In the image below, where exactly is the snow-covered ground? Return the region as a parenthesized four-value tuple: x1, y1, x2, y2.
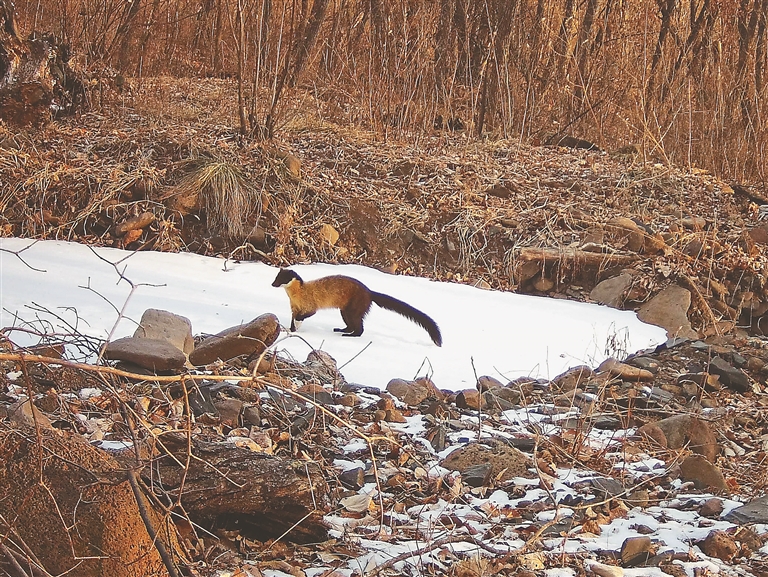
(2, 238, 765, 577)
(0, 238, 665, 390)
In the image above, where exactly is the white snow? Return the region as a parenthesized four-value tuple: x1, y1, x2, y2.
(0, 238, 665, 391)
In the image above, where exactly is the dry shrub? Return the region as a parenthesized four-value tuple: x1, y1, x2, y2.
(168, 156, 262, 240)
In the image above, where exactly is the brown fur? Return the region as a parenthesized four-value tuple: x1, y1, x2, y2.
(272, 269, 442, 346)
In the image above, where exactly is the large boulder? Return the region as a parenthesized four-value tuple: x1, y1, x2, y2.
(189, 313, 280, 366)
(104, 337, 187, 372)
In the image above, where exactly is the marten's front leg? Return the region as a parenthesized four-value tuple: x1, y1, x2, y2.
(291, 310, 315, 331)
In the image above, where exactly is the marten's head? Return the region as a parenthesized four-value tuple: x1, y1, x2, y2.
(272, 268, 303, 287)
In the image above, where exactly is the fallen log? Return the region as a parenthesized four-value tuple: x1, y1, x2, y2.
(148, 436, 330, 543)
(517, 246, 640, 269)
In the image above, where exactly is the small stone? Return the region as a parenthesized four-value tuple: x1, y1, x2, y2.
(551, 365, 593, 392)
(748, 224, 768, 245)
(304, 350, 342, 382)
(651, 414, 717, 461)
(441, 440, 534, 481)
(115, 212, 155, 237)
(242, 406, 261, 427)
(597, 358, 654, 381)
(624, 356, 659, 372)
(477, 375, 504, 391)
(339, 467, 365, 489)
(337, 393, 361, 407)
(620, 535, 653, 566)
(700, 498, 724, 518)
(297, 384, 335, 406)
(533, 275, 555, 292)
(681, 216, 707, 231)
(280, 152, 301, 178)
(461, 463, 493, 488)
(605, 216, 644, 252)
(708, 356, 751, 392)
(587, 561, 623, 577)
(635, 425, 665, 449)
(489, 386, 521, 405)
(384, 408, 407, 423)
(590, 274, 633, 308)
(386, 378, 429, 406)
(319, 223, 339, 246)
(456, 389, 482, 410)
(104, 337, 187, 372)
(660, 564, 687, 577)
(481, 389, 517, 411)
(626, 489, 650, 509)
(214, 398, 243, 428)
(701, 530, 738, 561)
(680, 455, 728, 492)
(483, 184, 514, 198)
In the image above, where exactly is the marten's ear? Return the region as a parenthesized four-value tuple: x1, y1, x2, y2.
(272, 268, 301, 287)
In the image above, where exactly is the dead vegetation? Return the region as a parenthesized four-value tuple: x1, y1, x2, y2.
(1, 77, 767, 341)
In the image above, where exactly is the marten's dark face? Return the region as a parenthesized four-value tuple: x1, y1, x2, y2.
(272, 268, 301, 287)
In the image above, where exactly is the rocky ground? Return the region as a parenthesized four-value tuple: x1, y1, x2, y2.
(1, 77, 768, 576)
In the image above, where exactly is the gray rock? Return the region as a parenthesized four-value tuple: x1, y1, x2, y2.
(339, 467, 365, 489)
(591, 274, 633, 308)
(214, 398, 244, 428)
(637, 285, 698, 339)
(708, 356, 751, 392)
(724, 495, 768, 525)
(700, 498, 724, 518)
(134, 308, 194, 355)
(481, 389, 517, 411)
(624, 356, 660, 373)
(189, 314, 280, 366)
(305, 350, 343, 383)
(591, 477, 624, 497)
(620, 535, 653, 567)
(461, 463, 493, 488)
(242, 406, 261, 427)
(488, 386, 521, 405)
(104, 337, 187, 372)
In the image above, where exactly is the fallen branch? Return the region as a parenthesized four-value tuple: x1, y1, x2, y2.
(517, 246, 640, 268)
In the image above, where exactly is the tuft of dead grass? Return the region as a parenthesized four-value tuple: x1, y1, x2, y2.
(166, 156, 262, 240)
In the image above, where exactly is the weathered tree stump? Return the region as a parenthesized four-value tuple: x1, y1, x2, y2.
(148, 436, 330, 543)
(0, 426, 184, 577)
(0, 0, 85, 125)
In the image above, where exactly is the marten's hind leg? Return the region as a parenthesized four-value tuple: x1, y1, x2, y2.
(334, 307, 360, 335)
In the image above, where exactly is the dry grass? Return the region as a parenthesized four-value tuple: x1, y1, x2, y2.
(166, 156, 262, 240)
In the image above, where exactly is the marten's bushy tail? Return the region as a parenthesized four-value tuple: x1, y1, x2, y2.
(370, 292, 442, 346)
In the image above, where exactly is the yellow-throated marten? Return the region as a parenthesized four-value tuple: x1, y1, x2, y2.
(271, 268, 442, 346)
